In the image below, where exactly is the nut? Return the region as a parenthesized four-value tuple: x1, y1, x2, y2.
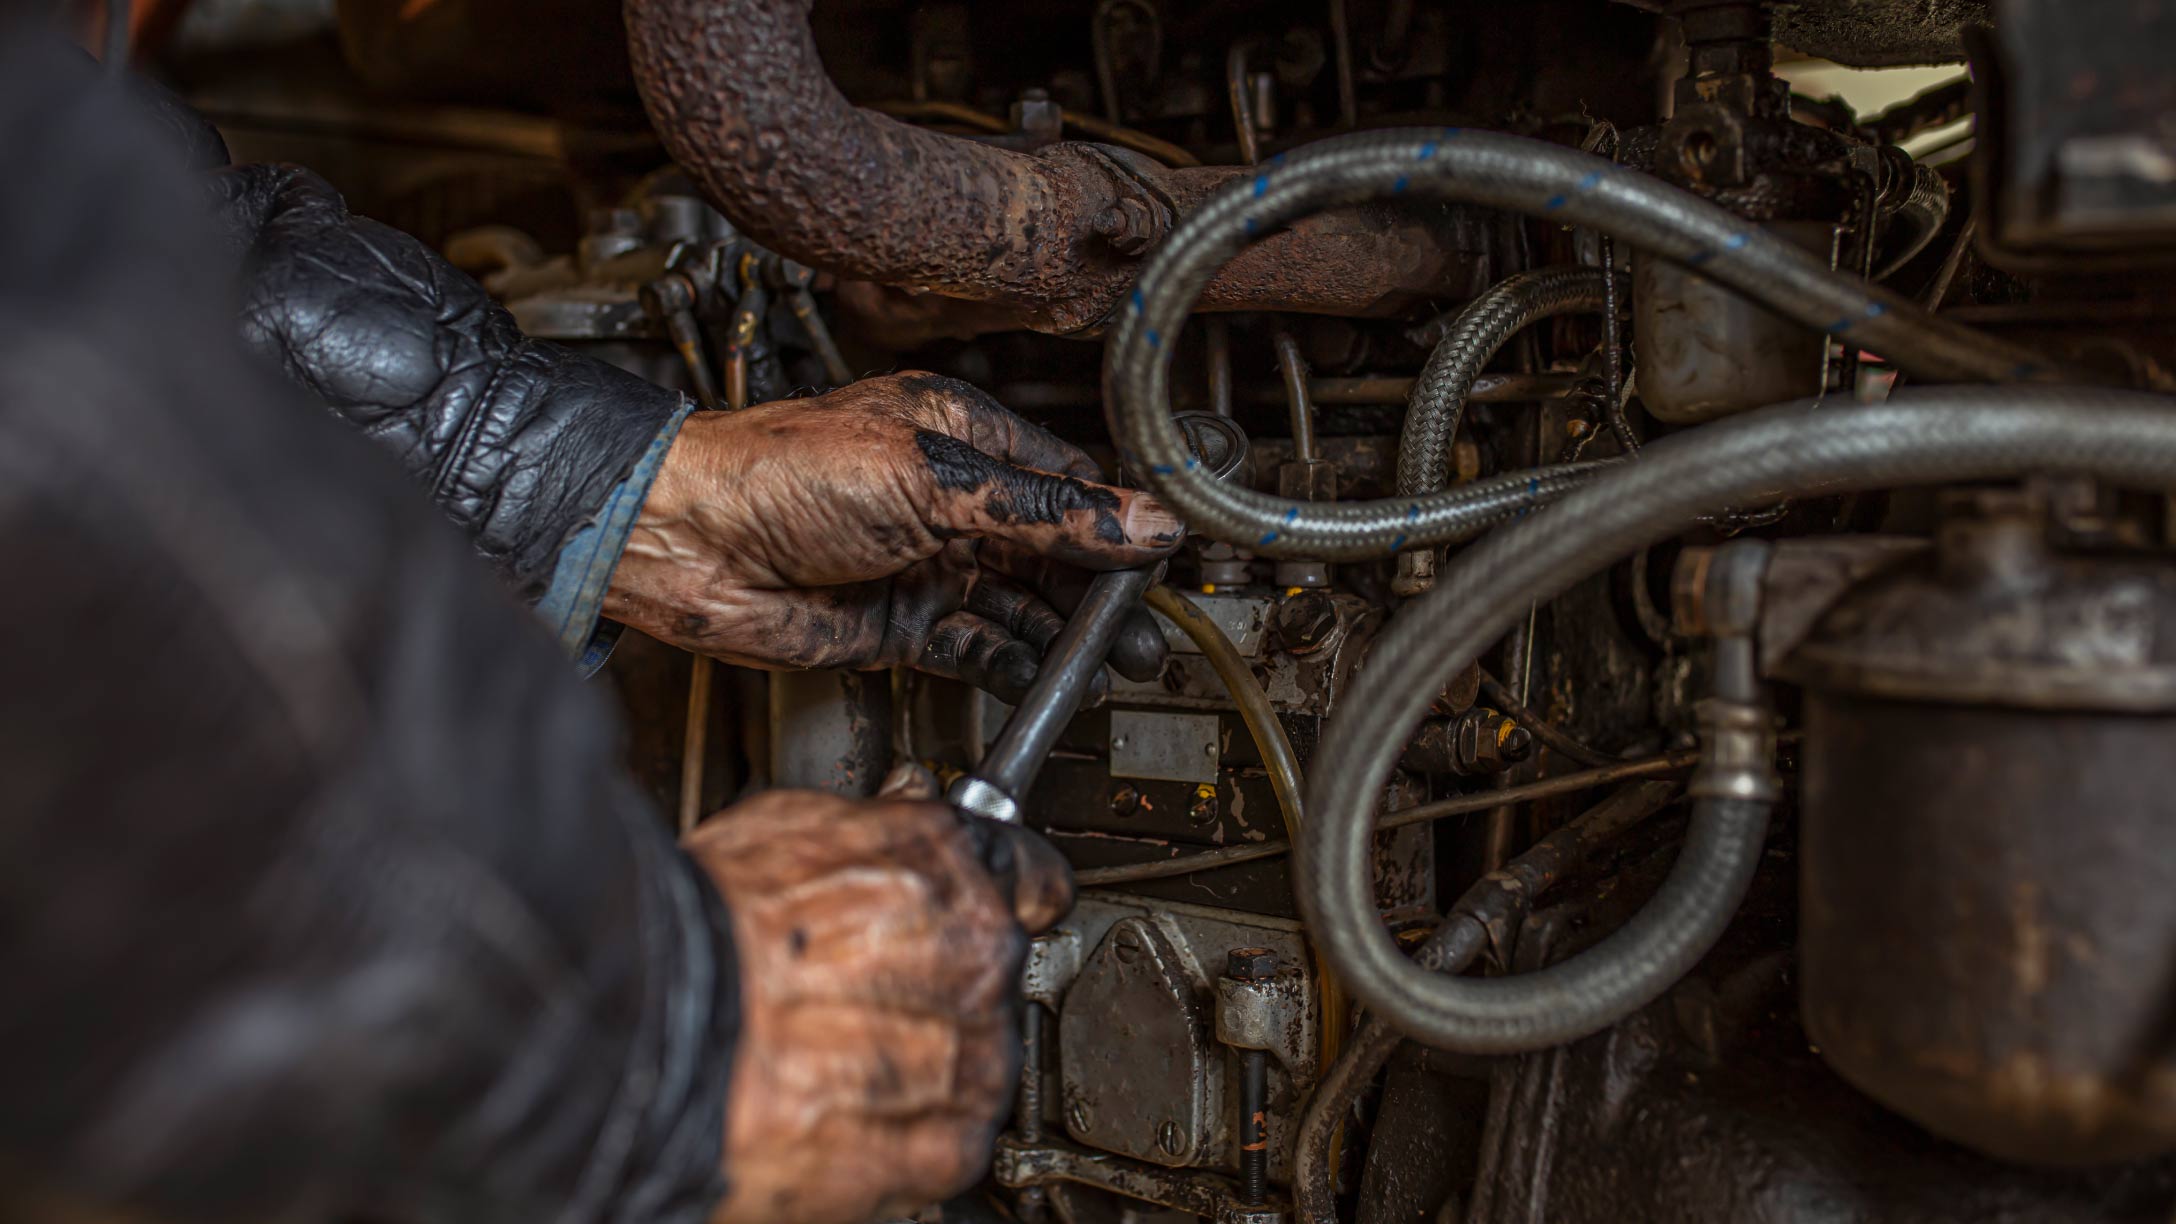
(1453, 708, 1533, 774)
(1092, 196, 1162, 256)
(1225, 947, 1282, 981)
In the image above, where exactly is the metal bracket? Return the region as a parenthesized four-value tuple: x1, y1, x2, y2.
(995, 1137, 1290, 1224)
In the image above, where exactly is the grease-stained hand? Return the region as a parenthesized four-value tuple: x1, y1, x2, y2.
(604, 373, 1182, 700)
(686, 766, 1068, 1224)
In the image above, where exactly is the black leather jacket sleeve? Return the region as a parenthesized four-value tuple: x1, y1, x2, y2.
(206, 162, 689, 622)
(0, 35, 735, 1224)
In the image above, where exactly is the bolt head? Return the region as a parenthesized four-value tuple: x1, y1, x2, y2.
(1226, 947, 1281, 981)
(1502, 725, 1535, 762)
(1095, 197, 1159, 256)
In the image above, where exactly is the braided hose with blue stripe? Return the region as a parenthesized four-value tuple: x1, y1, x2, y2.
(1102, 127, 2053, 560)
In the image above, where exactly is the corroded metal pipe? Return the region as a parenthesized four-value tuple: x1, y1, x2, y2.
(624, 0, 1493, 333)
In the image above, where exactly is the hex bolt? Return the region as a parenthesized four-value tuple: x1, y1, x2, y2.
(1452, 708, 1534, 774)
(1226, 947, 1281, 981)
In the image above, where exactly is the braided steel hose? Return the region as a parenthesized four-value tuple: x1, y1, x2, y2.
(1299, 387, 2176, 1054)
(1103, 127, 2052, 560)
(1395, 267, 1614, 500)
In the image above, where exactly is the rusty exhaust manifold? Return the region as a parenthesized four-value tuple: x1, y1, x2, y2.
(624, 0, 1492, 334)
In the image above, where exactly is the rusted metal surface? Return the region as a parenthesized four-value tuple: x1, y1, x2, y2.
(623, 0, 1495, 334)
(1455, 839, 2176, 1221)
(1789, 494, 2176, 1164)
(1674, 535, 1928, 676)
(995, 1136, 1288, 1224)
(1785, 498, 2176, 712)
(1800, 691, 2176, 1166)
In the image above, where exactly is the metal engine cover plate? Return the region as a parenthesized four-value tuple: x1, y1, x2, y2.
(1058, 916, 1218, 1168)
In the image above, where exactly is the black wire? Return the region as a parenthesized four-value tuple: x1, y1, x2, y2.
(1598, 236, 1640, 455)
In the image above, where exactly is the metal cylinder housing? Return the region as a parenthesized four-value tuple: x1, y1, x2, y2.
(1789, 495, 2176, 1165)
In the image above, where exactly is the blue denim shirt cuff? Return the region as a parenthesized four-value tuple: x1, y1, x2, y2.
(537, 395, 696, 676)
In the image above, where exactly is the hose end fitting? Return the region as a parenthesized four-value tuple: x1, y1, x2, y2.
(1689, 697, 1781, 803)
(1691, 537, 1779, 803)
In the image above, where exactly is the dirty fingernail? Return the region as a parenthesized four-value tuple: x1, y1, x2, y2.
(1123, 493, 1186, 545)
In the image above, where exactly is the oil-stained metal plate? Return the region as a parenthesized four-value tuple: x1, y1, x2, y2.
(1150, 594, 1272, 657)
(1110, 710, 1221, 783)
(1058, 916, 1218, 1168)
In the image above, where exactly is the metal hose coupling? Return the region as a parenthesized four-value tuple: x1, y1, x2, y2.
(1687, 537, 1779, 803)
(1689, 699, 1780, 804)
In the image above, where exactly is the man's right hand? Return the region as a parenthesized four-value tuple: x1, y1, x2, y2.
(683, 771, 1064, 1224)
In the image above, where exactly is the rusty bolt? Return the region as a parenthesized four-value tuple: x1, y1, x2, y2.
(1157, 1120, 1186, 1156)
(1110, 782, 1142, 817)
(1069, 1100, 1094, 1133)
(1453, 708, 1533, 775)
(1225, 947, 1282, 981)
(1092, 197, 1160, 256)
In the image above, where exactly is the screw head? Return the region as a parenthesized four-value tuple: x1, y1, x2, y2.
(1158, 1120, 1185, 1155)
(1225, 947, 1281, 981)
(1110, 783, 1142, 817)
(1113, 926, 1145, 964)
(1069, 1100, 1093, 1133)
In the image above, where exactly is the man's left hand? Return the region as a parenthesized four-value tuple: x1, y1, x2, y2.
(603, 372, 1183, 700)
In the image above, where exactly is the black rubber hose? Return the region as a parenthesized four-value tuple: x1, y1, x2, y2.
(1299, 387, 2176, 1054)
(1290, 780, 1683, 1224)
(1396, 266, 1614, 502)
(1103, 127, 2055, 560)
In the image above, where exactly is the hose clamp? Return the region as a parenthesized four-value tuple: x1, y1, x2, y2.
(1689, 697, 1781, 803)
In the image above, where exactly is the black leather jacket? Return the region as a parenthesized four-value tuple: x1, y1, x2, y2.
(1, 34, 735, 1224)
(209, 161, 690, 659)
